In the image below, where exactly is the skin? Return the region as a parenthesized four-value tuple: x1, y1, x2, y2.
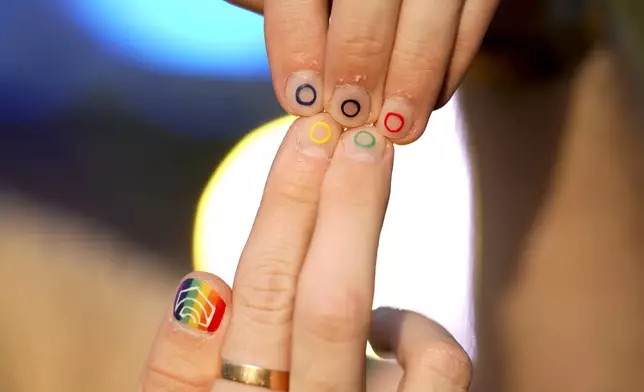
(139, 114, 473, 392)
(2, 2, 641, 392)
(229, 0, 499, 144)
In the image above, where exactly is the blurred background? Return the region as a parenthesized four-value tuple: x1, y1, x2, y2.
(0, 0, 282, 267)
(0, 1, 472, 391)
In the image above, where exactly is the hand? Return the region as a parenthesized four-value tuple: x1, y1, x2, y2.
(138, 115, 471, 391)
(225, 0, 498, 145)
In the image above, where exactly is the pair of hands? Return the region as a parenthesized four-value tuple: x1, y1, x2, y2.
(139, 115, 471, 392)
(139, 0, 500, 390)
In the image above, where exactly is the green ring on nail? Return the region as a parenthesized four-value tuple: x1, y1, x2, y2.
(354, 130, 376, 148)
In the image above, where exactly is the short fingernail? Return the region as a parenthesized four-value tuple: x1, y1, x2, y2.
(342, 128, 386, 162)
(377, 98, 414, 139)
(329, 85, 371, 126)
(285, 71, 324, 116)
(173, 278, 227, 333)
(296, 115, 340, 158)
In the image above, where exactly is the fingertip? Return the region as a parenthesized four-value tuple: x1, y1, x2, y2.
(376, 97, 414, 140)
(293, 113, 343, 158)
(339, 126, 394, 164)
(284, 71, 325, 117)
(140, 272, 232, 390)
(368, 308, 473, 389)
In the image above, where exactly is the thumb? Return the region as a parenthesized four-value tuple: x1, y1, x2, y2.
(138, 271, 232, 391)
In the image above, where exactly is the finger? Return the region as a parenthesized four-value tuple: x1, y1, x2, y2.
(324, 0, 403, 127)
(436, 0, 500, 107)
(369, 307, 473, 392)
(224, 0, 264, 14)
(138, 272, 232, 392)
(291, 127, 394, 392)
(376, 0, 464, 144)
(215, 114, 343, 389)
(265, 0, 329, 116)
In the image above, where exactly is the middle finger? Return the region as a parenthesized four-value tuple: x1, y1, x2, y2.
(291, 127, 394, 392)
(325, 0, 403, 127)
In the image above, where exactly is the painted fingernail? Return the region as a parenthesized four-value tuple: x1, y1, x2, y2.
(285, 71, 324, 116)
(342, 128, 386, 162)
(329, 85, 371, 127)
(377, 98, 414, 139)
(173, 278, 226, 333)
(296, 115, 340, 158)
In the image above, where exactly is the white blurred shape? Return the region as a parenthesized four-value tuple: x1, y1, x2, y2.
(194, 100, 474, 355)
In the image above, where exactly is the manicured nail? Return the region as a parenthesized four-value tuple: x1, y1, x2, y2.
(285, 71, 324, 116)
(329, 85, 371, 127)
(173, 278, 226, 333)
(295, 115, 340, 158)
(377, 98, 414, 139)
(342, 128, 386, 162)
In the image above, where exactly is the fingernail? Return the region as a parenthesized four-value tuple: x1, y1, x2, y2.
(285, 71, 324, 116)
(295, 115, 340, 158)
(329, 85, 371, 127)
(173, 278, 226, 333)
(377, 98, 414, 139)
(342, 128, 386, 162)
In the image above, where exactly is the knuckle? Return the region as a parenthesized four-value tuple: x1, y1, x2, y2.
(337, 32, 387, 63)
(299, 289, 370, 343)
(269, 166, 320, 209)
(412, 341, 472, 388)
(235, 256, 297, 326)
(392, 45, 443, 76)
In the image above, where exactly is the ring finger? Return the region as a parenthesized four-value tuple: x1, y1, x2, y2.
(214, 114, 342, 390)
(324, 0, 402, 127)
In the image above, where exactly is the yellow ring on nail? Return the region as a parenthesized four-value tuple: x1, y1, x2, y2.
(309, 121, 332, 145)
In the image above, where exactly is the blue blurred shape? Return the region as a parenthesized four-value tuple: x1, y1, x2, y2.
(67, 0, 269, 78)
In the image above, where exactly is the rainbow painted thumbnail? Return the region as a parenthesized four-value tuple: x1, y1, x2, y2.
(173, 278, 226, 333)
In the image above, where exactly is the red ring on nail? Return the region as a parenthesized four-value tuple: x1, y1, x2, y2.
(384, 112, 405, 133)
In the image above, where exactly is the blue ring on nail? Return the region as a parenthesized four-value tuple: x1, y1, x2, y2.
(341, 99, 361, 118)
(295, 84, 317, 106)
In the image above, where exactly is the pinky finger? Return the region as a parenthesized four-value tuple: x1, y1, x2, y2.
(368, 307, 472, 392)
(138, 272, 232, 392)
(436, 0, 500, 107)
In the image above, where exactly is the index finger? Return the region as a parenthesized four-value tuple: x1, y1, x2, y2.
(228, 0, 330, 117)
(264, 0, 329, 117)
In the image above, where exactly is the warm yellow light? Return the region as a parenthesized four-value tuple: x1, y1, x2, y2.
(193, 100, 474, 357)
(193, 115, 296, 273)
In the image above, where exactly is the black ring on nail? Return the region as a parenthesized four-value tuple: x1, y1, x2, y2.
(341, 99, 361, 118)
(295, 84, 317, 106)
